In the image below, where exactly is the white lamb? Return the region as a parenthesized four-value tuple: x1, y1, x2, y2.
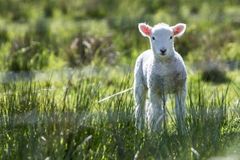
(134, 22, 187, 131)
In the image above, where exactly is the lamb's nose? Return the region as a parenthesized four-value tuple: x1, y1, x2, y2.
(160, 49, 167, 54)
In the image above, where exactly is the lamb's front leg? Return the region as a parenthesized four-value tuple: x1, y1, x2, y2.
(134, 83, 146, 130)
(147, 91, 165, 132)
(175, 83, 187, 131)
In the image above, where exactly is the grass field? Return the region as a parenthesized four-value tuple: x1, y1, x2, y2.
(0, 69, 239, 159)
(0, 0, 240, 159)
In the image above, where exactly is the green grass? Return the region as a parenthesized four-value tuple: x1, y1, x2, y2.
(0, 74, 239, 159)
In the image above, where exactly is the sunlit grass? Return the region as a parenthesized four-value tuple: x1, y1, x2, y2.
(0, 72, 239, 159)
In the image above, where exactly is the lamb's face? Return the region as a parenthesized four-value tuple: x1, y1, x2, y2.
(138, 22, 186, 58)
(150, 25, 173, 57)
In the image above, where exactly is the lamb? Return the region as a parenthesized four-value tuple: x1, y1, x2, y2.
(134, 22, 187, 131)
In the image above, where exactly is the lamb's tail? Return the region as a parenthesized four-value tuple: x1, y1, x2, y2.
(98, 87, 133, 103)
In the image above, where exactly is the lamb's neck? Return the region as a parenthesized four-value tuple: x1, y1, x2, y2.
(153, 54, 175, 65)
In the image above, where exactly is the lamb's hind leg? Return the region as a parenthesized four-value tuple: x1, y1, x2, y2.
(147, 91, 165, 132)
(134, 83, 146, 130)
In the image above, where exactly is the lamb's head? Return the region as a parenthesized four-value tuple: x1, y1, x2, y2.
(138, 22, 186, 58)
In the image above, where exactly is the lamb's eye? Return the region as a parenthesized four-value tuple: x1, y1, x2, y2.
(152, 36, 155, 40)
(170, 36, 173, 40)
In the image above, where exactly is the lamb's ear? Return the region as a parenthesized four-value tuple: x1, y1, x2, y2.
(138, 23, 152, 37)
(171, 23, 186, 37)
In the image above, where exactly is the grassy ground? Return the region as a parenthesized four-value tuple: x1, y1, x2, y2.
(0, 0, 240, 159)
(0, 71, 239, 159)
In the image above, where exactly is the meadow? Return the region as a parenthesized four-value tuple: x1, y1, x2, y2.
(0, 0, 240, 159)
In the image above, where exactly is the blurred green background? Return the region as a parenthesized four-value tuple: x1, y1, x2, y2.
(0, 0, 239, 81)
